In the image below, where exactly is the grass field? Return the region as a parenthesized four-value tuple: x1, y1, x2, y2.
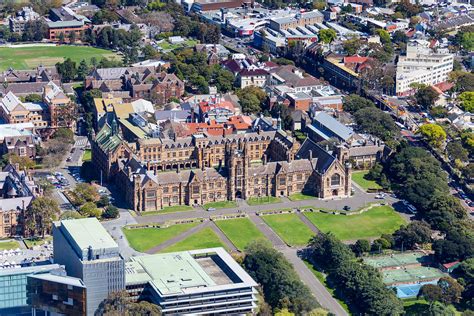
(157, 39, 198, 51)
(23, 236, 52, 249)
(203, 201, 237, 210)
(304, 206, 406, 240)
(0, 240, 20, 250)
(262, 213, 315, 246)
(352, 171, 382, 191)
(142, 205, 194, 216)
(123, 222, 199, 252)
(0, 46, 120, 71)
(403, 299, 460, 316)
(247, 196, 282, 206)
(160, 227, 228, 253)
(215, 218, 266, 251)
(82, 149, 92, 162)
(288, 192, 317, 201)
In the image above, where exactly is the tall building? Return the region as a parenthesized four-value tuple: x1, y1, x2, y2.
(53, 218, 125, 315)
(126, 248, 258, 315)
(395, 40, 454, 96)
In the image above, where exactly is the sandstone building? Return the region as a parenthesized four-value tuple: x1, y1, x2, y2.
(91, 120, 352, 212)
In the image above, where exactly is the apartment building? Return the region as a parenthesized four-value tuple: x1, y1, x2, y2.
(0, 92, 48, 128)
(396, 40, 454, 96)
(8, 7, 40, 34)
(269, 10, 324, 31)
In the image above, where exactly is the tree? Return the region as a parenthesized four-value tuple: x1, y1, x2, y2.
(418, 284, 442, 306)
(60, 211, 84, 220)
(77, 60, 89, 81)
(446, 141, 469, 162)
(237, 87, 267, 114)
(68, 30, 76, 44)
(376, 29, 391, 45)
(58, 32, 65, 44)
(97, 195, 110, 207)
(80, 202, 102, 218)
(418, 124, 446, 148)
(438, 277, 464, 305)
(343, 38, 362, 55)
(71, 183, 99, 206)
(56, 58, 77, 82)
(458, 92, 474, 112)
(25, 94, 43, 103)
(5, 153, 35, 170)
(343, 94, 375, 114)
(351, 239, 370, 256)
(98, 291, 161, 315)
(318, 29, 337, 44)
(26, 197, 60, 237)
(243, 240, 318, 313)
(392, 221, 432, 250)
(143, 44, 159, 60)
(53, 128, 74, 143)
(103, 205, 119, 219)
(354, 107, 399, 141)
(415, 86, 439, 108)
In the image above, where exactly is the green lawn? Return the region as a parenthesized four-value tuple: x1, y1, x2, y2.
(203, 201, 237, 210)
(160, 227, 228, 253)
(142, 205, 194, 216)
(0, 45, 120, 71)
(23, 236, 52, 249)
(304, 206, 406, 241)
(0, 240, 20, 250)
(403, 299, 460, 316)
(215, 218, 266, 251)
(82, 149, 92, 162)
(303, 260, 351, 313)
(288, 192, 317, 201)
(247, 196, 282, 206)
(352, 171, 382, 191)
(123, 222, 199, 252)
(157, 39, 198, 51)
(261, 213, 315, 246)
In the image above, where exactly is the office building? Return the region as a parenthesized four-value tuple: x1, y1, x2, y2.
(0, 264, 63, 316)
(396, 40, 454, 96)
(125, 248, 258, 315)
(53, 218, 125, 315)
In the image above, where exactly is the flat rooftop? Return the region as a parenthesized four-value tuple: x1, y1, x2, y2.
(60, 218, 118, 252)
(126, 248, 257, 296)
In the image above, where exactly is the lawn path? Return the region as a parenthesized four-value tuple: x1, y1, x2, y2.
(297, 212, 321, 234)
(145, 221, 209, 254)
(248, 214, 286, 248)
(209, 221, 238, 252)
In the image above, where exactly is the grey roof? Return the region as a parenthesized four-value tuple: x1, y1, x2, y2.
(154, 110, 190, 122)
(59, 218, 118, 252)
(296, 138, 337, 174)
(313, 111, 354, 142)
(29, 273, 86, 288)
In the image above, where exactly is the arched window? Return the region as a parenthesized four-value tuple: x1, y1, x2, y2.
(331, 174, 341, 186)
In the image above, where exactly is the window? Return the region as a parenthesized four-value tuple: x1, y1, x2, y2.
(193, 186, 199, 194)
(254, 178, 259, 184)
(297, 174, 302, 181)
(172, 186, 178, 193)
(146, 191, 156, 198)
(279, 177, 286, 186)
(163, 187, 169, 193)
(331, 174, 341, 186)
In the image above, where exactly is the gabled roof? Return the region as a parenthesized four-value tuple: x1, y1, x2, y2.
(95, 123, 123, 153)
(296, 138, 337, 174)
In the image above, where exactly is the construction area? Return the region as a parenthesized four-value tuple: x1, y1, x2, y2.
(363, 252, 446, 298)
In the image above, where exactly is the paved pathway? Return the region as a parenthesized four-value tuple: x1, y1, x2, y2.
(280, 248, 348, 316)
(145, 221, 210, 254)
(209, 221, 239, 252)
(297, 212, 320, 234)
(248, 214, 286, 248)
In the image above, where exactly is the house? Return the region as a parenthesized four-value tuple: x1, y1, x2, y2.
(0, 92, 48, 128)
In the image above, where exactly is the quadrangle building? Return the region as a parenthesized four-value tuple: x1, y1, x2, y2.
(91, 119, 352, 212)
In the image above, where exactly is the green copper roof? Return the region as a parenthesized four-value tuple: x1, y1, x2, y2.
(95, 123, 122, 153)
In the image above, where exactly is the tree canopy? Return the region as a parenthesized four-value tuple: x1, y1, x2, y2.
(418, 124, 446, 148)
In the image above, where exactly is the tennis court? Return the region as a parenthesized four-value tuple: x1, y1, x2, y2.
(363, 252, 430, 270)
(382, 266, 446, 285)
(394, 280, 438, 298)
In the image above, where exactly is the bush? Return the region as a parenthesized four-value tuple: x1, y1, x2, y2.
(103, 205, 119, 219)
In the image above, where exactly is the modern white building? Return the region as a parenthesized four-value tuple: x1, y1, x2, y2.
(125, 247, 258, 315)
(395, 40, 454, 96)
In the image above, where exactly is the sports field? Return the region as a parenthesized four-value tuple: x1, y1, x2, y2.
(123, 222, 199, 252)
(0, 45, 120, 70)
(304, 206, 405, 240)
(215, 218, 266, 251)
(159, 227, 228, 253)
(363, 252, 430, 269)
(262, 213, 315, 246)
(381, 266, 445, 285)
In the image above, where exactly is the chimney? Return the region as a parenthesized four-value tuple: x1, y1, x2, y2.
(263, 154, 267, 165)
(309, 149, 312, 160)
